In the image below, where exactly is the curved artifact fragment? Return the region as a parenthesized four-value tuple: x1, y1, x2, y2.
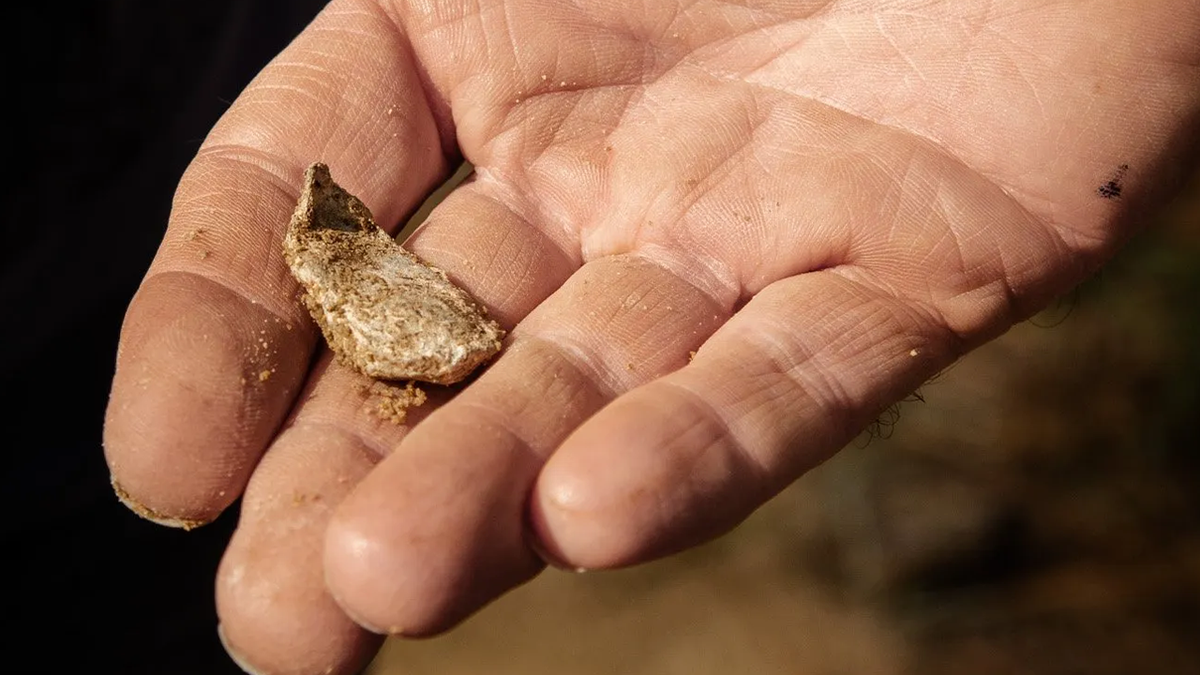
(283, 163, 503, 385)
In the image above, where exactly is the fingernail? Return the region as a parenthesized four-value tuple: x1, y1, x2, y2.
(110, 477, 209, 530)
(216, 623, 265, 675)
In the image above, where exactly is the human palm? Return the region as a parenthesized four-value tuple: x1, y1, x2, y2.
(104, 1, 1199, 672)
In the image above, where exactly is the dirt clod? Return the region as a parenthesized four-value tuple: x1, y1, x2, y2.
(365, 380, 427, 425)
(283, 163, 504, 384)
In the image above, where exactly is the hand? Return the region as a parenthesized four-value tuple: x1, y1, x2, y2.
(103, 1, 1200, 673)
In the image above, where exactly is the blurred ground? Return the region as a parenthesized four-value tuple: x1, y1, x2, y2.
(371, 168, 1200, 675)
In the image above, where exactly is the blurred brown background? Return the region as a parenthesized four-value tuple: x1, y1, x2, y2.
(371, 170, 1200, 674)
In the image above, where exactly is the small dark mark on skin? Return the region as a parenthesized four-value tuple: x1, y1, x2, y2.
(1098, 163, 1129, 200)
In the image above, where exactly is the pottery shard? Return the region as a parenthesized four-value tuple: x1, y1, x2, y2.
(283, 162, 504, 385)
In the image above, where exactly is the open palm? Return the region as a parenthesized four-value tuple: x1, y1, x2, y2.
(104, 1, 1199, 672)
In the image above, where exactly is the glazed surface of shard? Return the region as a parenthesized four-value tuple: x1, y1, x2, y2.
(283, 163, 504, 385)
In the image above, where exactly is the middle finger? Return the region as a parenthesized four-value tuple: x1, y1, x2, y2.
(324, 252, 730, 636)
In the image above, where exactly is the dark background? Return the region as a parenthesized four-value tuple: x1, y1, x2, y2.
(6, 3, 1198, 674)
(7, 3, 324, 671)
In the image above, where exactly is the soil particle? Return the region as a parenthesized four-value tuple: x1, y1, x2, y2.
(363, 380, 427, 425)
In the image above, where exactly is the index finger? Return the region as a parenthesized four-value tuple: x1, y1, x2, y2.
(103, 0, 451, 526)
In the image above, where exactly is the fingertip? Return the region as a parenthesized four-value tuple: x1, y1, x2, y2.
(216, 587, 379, 675)
(323, 504, 453, 637)
(103, 273, 310, 526)
(532, 387, 756, 571)
(216, 475, 382, 673)
(525, 473, 605, 572)
(216, 562, 380, 675)
(104, 379, 237, 527)
(322, 493, 517, 638)
(530, 416, 653, 571)
(324, 423, 546, 637)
